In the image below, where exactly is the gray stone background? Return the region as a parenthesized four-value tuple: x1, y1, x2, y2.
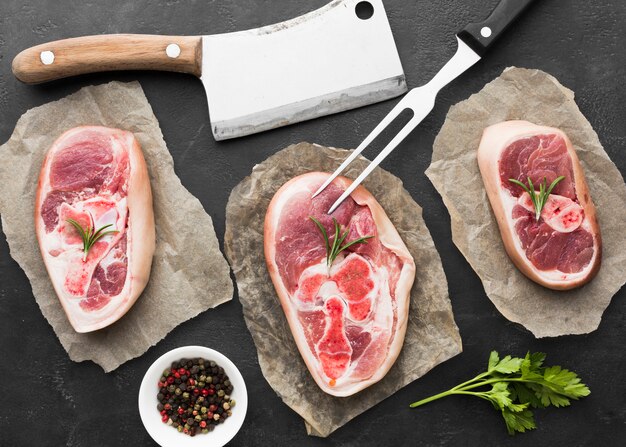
(0, 0, 624, 445)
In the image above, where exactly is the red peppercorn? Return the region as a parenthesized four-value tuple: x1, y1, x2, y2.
(193, 388, 200, 395)
(177, 407, 184, 415)
(164, 403, 171, 411)
(178, 368, 186, 375)
(161, 414, 168, 423)
(160, 410, 167, 415)
(207, 388, 215, 396)
(167, 376, 175, 384)
(209, 404, 217, 412)
(174, 372, 181, 379)
(207, 411, 214, 419)
(188, 378, 195, 386)
(200, 421, 207, 428)
(201, 389, 209, 397)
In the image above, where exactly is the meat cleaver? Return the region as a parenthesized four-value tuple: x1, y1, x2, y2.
(11, 0, 406, 141)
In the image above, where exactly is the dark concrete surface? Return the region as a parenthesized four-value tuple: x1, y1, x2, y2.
(1, 0, 624, 445)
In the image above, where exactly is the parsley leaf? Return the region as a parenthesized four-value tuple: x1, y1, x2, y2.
(502, 407, 536, 435)
(410, 351, 590, 435)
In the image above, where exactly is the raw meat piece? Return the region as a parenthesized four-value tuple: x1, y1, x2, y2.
(35, 126, 155, 332)
(264, 172, 415, 396)
(478, 120, 601, 290)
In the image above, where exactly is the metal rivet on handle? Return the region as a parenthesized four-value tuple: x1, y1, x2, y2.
(166, 43, 181, 59)
(480, 27, 492, 38)
(40, 50, 55, 65)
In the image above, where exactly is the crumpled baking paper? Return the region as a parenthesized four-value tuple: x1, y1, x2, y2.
(0, 81, 233, 372)
(224, 142, 462, 437)
(426, 67, 626, 338)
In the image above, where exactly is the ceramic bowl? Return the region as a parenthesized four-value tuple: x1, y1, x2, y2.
(138, 346, 248, 447)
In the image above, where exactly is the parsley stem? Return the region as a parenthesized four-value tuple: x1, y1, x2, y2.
(449, 371, 491, 391)
(459, 377, 569, 394)
(410, 389, 492, 408)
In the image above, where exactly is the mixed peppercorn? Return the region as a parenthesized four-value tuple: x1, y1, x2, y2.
(156, 357, 235, 436)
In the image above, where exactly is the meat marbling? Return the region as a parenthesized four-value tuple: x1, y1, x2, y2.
(477, 120, 601, 290)
(264, 172, 415, 396)
(35, 126, 155, 332)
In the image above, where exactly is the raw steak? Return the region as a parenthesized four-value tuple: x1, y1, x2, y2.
(477, 121, 601, 290)
(264, 172, 415, 396)
(35, 126, 155, 332)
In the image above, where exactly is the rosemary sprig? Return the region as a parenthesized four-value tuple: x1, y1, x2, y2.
(309, 216, 373, 270)
(509, 176, 565, 221)
(66, 214, 119, 262)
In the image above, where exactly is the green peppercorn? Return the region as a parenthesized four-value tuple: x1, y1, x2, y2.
(223, 402, 230, 410)
(175, 388, 182, 395)
(195, 415, 202, 422)
(168, 385, 175, 393)
(230, 400, 236, 408)
(182, 392, 189, 399)
(177, 425, 183, 433)
(198, 381, 205, 388)
(217, 390, 225, 397)
(201, 407, 207, 414)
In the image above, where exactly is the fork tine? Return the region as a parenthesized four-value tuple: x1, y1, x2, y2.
(311, 97, 413, 198)
(327, 114, 420, 214)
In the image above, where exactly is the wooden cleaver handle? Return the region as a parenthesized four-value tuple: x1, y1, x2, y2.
(12, 34, 203, 84)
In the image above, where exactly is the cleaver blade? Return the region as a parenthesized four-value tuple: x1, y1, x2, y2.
(202, 0, 407, 140)
(12, 0, 406, 141)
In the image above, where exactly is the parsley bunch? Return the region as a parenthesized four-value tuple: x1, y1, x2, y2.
(410, 351, 590, 435)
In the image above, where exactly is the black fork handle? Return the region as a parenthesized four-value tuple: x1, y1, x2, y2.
(458, 0, 536, 55)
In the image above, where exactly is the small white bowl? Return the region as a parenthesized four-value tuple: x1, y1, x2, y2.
(138, 346, 248, 447)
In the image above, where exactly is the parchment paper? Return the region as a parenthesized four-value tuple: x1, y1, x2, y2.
(0, 81, 233, 371)
(224, 143, 462, 437)
(426, 67, 626, 338)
